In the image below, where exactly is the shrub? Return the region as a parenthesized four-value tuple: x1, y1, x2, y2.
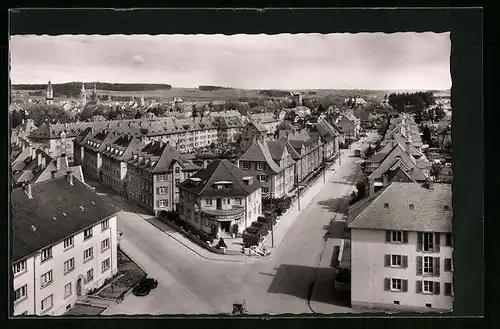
(232, 223, 239, 233)
(242, 232, 260, 248)
(258, 226, 269, 236)
(251, 221, 264, 228)
(246, 226, 259, 235)
(257, 216, 266, 223)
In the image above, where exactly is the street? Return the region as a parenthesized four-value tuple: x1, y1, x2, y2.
(100, 135, 375, 315)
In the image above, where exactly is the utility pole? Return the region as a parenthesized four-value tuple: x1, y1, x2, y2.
(323, 148, 326, 183)
(271, 194, 274, 248)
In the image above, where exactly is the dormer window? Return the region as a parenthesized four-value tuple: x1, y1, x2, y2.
(257, 162, 265, 171)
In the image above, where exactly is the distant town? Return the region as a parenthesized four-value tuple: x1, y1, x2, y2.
(11, 81, 452, 316)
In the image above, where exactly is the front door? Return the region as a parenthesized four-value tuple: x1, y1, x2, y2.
(76, 278, 83, 297)
(216, 198, 222, 210)
(221, 221, 231, 232)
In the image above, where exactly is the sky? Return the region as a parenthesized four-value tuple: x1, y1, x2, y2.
(9, 33, 451, 90)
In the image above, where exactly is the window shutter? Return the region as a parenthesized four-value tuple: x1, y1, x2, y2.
(384, 278, 390, 291)
(435, 233, 441, 252)
(445, 233, 452, 247)
(402, 255, 408, 268)
(402, 279, 408, 292)
(434, 257, 441, 277)
(444, 282, 452, 296)
(416, 256, 423, 275)
(416, 280, 422, 293)
(417, 232, 423, 251)
(384, 255, 390, 267)
(385, 230, 391, 243)
(434, 282, 441, 295)
(403, 231, 408, 243)
(444, 258, 452, 272)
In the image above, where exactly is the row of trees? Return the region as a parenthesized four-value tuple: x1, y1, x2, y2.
(388, 91, 436, 112)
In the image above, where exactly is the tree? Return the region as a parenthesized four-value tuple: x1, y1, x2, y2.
(191, 104, 199, 117)
(79, 107, 94, 121)
(434, 106, 446, 120)
(11, 110, 25, 128)
(430, 163, 443, 180)
(277, 121, 293, 132)
(421, 125, 433, 146)
(317, 104, 326, 113)
(364, 144, 375, 159)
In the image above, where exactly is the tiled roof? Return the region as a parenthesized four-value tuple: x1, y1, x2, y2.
(101, 135, 144, 161)
(178, 159, 261, 197)
(368, 144, 428, 182)
(11, 177, 121, 261)
(239, 140, 282, 174)
(347, 182, 452, 233)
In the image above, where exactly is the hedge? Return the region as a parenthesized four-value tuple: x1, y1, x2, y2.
(242, 232, 260, 248)
(246, 226, 260, 235)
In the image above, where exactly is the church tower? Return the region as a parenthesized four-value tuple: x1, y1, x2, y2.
(92, 83, 98, 101)
(81, 83, 87, 106)
(46, 80, 54, 105)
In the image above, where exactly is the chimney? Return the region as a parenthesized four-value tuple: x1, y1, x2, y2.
(56, 157, 61, 170)
(383, 174, 389, 186)
(66, 171, 74, 185)
(25, 183, 33, 199)
(368, 178, 375, 196)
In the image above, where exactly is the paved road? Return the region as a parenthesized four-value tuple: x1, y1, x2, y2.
(99, 138, 370, 315)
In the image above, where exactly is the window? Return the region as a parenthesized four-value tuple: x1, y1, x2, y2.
(444, 258, 453, 272)
(391, 255, 402, 267)
(86, 269, 94, 283)
(101, 258, 110, 272)
(391, 278, 402, 291)
(425, 303, 432, 308)
(63, 236, 74, 249)
(206, 198, 213, 206)
(257, 162, 265, 170)
(64, 283, 72, 298)
(41, 295, 53, 311)
(83, 228, 93, 240)
(159, 174, 166, 182)
(40, 247, 52, 263)
(159, 200, 166, 207)
(444, 282, 453, 296)
(423, 256, 434, 275)
(41, 270, 53, 287)
(445, 233, 452, 246)
(13, 260, 27, 275)
(394, 301, 400, 305)
(84, 247, 93, 262)
(409, 204, 414, 210)
(241, 162, 249, 170)
(423, 232, 434, 252)
(64, 258, 75, 274)
(384, 202, 389, 208)
(391, 231, 403, 243)
(101, 219, 109, 230)
(262, 187, 269, 194)
(259, 175, 267, 182)
(235, 198, 242, 204)
(444, 205, 450, 211)
(175, 179, 180, 185)
(158, 187, 166, 195)
(423, 280, 434, 294)
(14, 285, 27, 302)
(101, 238, 110, 251)
(175, 167, 180, 174)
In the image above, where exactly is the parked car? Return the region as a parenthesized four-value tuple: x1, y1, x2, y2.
(132, 277, 158, 297)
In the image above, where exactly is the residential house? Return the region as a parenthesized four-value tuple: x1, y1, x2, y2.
(285, 129, 323, 184)
(212, 116, 245, 145)
(334, 113, 360, 141)
(249, 112, 281, 135)
(240, 121, 269, 150)
(11, 176, 120, 316)
(126, 141, 203, 214)
(347, 182, 453, 311)
(238, 139, 295, 198)
(310, 119, 341, 161)
(178, 159, 262, 237)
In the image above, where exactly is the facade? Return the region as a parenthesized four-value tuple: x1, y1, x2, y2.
(240, 121, 269, 150)
(126, 141, 203, 214)
(311, 119, 341, 161)
(347, 182, 453, 311)
(335, 113, 360, 140)
(284, 129, 323, 183)
(178, 159, 262, 237)
(249, 112, 281, 135)
(12, 176, 119, 316)
(238, 139, 295, 198)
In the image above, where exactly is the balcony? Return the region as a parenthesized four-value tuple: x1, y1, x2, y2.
(201, 206, 245, 222)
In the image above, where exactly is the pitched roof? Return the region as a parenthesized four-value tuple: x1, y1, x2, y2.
(11, 177, 121, 261)
(347, 182, 452, 233)
(239, 140, 282, 173)
(178, 159, 262, 197)
(368, 144, 428, 182)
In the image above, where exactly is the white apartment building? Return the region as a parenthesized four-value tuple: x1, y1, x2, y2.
(12, 175, 119, 316)
(347, 182, 453, 311)
(178, 159, 262, 237)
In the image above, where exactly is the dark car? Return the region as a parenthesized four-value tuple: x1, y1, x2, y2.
(132, 277, 158, 297)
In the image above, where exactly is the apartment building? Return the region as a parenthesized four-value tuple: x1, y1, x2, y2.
(212, 116, 245, 144)
(11, 175, 120, 316)
(311, 119, 341, 161)
(285, 129, 323, 183)
(100, 134, 144, 195)
(178, 159, 262, 237)
(334, 112, 360, 141)
(249, 112, 281, 135)
(240, 121, 269, 150)
(126, 140, 203, 214)
(238, 139, 295, 198)
(347, 182, 453, 311)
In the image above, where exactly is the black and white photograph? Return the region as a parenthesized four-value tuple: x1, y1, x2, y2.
(9, 10, 468, 318)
